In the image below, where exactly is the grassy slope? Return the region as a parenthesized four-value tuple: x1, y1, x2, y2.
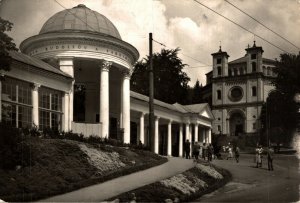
(109, 163, 232, 202)
(0, 138, 167, 202)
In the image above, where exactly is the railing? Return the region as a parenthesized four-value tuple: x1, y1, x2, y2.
(71, 122, 102, 137)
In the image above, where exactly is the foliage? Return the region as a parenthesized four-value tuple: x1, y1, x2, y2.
(191, 80, 203, 104)
(261, 53, 300, 145)
(0, 123, 31, 169)
(0, 18, 18, 71)
(131, 48, 191, 104)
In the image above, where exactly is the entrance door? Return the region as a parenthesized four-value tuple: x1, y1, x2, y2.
(229, 112, 245, 136)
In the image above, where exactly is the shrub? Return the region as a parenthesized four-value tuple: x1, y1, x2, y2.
(0, 123, 31, 169)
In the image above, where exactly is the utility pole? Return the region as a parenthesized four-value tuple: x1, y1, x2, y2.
(149, 33, 155, 152)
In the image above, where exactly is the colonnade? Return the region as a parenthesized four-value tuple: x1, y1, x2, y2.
(135, 113, 212, 156)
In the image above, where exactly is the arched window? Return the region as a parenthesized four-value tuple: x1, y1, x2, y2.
(263, 66, 266, 74)
(229, 69, 232, 76)
(252, 62, 256, 72)
(252, 86, 257, 96)
(217, 90, 222, 100)
(217, 66, 221, 76)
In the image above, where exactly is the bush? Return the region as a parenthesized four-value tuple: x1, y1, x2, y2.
(0, 123, 31, 169)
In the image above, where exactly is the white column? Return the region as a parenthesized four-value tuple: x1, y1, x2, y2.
(100, 61, 112, 138)
(139, 112, 145, 144)
(122, 69, 132, 144)
(194, 124, 198, 142)
(154, 117, 160, 154)
(62, 92, 70, 132)
(179, 124, 183, 157)
(32, 83, 40, 127)
(185, 123, 190, 141)
(208, 128, 212, 144)
(59, 57, 74, 130)
(205, 128, 209, 143)
(202, 127, 206, 143)
(59, 57, 74, 78)
(167, 120, 172, 156)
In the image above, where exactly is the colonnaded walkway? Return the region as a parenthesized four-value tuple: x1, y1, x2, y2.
(42, 157, 194, 202)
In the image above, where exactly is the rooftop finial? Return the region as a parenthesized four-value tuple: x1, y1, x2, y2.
(219, 45, 222, 52)
(248, 44, 250, 48)
(253, 40, 256, 47)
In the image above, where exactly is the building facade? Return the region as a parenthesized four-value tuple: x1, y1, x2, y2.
(0, 4, 213, 156)
(203, 42, 277, 137)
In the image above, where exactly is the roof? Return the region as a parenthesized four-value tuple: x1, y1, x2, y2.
(9, 51, 73, 78)
(229, 56, 247, 64)
(39, 4, 121, 39)
(130, 91, 211, 115)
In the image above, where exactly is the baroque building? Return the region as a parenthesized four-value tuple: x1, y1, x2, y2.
(202, 42, 277, 138)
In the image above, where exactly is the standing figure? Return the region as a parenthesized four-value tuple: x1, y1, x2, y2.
(267, 147, 274, 171)
(207, 144, 213, 162)
(202, 143, 207, 160)
(193, 142, 200, 161)
(256, 145, 263, 167)
(226, 143, 233, 160)
(185, 139, 191, 159)
(235, 146, 240, 163)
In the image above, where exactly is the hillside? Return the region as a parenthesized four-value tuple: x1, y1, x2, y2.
(0, 138, 167, 202)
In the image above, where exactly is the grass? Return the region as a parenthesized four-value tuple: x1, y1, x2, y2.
(109, 161, 232, 202)
(0, 137, 167, 202)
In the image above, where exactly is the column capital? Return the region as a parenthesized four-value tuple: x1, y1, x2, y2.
(122, 69, 133, 79)
(168, 119, 173, 124)
(140, 112, 145, 117)
(155, 116, 160, 121)
(31, 83, 41, 91)
(101, 60, 113, 72)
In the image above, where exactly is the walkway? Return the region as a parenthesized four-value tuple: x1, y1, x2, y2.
(197, 154, 300, 202)
(42, 157, 194, 202)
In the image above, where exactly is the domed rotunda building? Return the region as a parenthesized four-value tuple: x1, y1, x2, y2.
(1, 4, 213, 156)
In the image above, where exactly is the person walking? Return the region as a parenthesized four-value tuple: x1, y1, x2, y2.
(235, 146, 240, 163)
(267, 147, 274, 171)
(256, 145, 263, 168)
(193, 142, 200, 161)
(226, 143, 233, 160)
(185, 139, 191, 159)
(207, 144, 214, 162)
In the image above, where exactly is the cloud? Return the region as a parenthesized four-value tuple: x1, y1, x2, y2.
(0, 0, 299, 86)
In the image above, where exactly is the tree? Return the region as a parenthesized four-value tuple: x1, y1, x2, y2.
(0, 17, 18, 71)
(131, 48, 190, 104)
(191, 80, 203, 104)
(261, 53, 300, 145)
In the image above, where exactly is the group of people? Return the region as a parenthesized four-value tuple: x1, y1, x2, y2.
(225, 143, 240, 163)
(255, 144, 274, 171)
(184, 140, 214, 162)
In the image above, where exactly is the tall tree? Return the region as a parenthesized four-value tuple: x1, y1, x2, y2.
(191, 80, 203, 104)
(261, 53, 300, 145)
(131, 48, 190, 104)
(0, 18, 18, 71)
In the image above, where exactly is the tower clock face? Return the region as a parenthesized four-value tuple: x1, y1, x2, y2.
(229, 86, 243, 102)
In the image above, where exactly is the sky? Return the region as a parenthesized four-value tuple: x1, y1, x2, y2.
(0, 0, 300, 86)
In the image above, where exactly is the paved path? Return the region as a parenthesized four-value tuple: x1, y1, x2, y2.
(42, 157, 194, 202)
(197, 154, 300, 202)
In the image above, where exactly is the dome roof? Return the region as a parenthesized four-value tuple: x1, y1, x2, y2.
(39, 4, 121, 39)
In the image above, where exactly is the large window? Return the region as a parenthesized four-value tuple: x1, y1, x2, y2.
(217, 66, 221, 76)
(39, 87, 62, 131)
(1, 78, 32, 128)
(252, 86, 257, 96)
(252, 62, 257, 72)
(217, 90, 222, 100)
